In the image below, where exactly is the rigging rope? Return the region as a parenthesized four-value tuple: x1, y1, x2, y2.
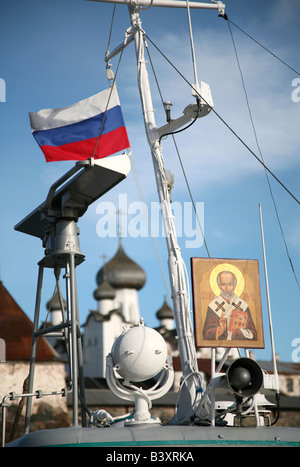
(91, 5, 123, 160)
(227, 20, 300, 291)
(171, 134, 211, 257)
(105, 4, 116, 61)
(91, 48, 124, 159)
(219, 13, 300, 77)
(141, 29, 300, 206)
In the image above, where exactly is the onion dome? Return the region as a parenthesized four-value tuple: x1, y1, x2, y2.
(94, 277, 116, 301)
(46, 291, 66, 311)
(156, 297, 174, 321)
(96, 240, 146, 290)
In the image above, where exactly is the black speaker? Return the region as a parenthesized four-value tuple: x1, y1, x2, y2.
(226, 357, 263, 397)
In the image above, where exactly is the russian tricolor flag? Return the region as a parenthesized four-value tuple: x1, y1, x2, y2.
(29, 86, 130, 162)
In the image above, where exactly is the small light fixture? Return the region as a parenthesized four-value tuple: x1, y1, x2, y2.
(163, 101, 173, 123)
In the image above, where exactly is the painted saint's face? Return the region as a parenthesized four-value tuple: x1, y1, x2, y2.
(219, 272, 235, 300)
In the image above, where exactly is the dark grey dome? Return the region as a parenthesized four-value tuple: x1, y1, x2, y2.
(156, 298, 173, 321)
(46, 291, 66, 311)
(94, 278, 116, 301)
(96, 241, 146, 290)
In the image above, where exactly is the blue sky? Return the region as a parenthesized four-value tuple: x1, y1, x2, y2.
(1, 0, 299, 363)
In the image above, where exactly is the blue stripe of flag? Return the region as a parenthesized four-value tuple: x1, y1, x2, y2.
(32, 105, 125, 148)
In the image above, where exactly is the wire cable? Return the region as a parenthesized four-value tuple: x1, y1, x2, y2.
(105, 4, 117, 60)
(171, 134, 210, 257)
(219, 13, 300, 77)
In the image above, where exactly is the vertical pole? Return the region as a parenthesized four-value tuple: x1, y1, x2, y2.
(1, 397, 9, 446)
(74, 265, 87, 427)
(185, 0, 199, 92)
(65, 261, 73, 386)
(55, 271, 70, 361)
(245, 348, 260, 426)
(69, 253, 79, 426)
(210, 348, 215, 426)
(259, 203, 279, 392)
(24, 263, 44, 434)
(211, 349, 215, 378)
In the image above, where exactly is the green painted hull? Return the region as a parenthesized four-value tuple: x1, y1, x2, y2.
(7, 425, 300, 447)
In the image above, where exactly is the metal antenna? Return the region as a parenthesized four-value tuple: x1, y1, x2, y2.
(259, 203, 280, 393)
(185, 0, 200, 94)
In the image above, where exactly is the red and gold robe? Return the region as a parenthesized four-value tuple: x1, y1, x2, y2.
(203, 294, 257, 341)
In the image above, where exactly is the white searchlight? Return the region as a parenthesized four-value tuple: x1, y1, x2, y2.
(106, 319, 174, 426)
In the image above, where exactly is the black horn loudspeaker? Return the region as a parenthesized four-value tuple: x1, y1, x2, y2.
(226, 357, 263, 397)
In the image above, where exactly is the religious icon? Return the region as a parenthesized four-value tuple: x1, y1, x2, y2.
(191, 258, 265, 349)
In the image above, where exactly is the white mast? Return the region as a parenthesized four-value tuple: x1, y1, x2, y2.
(99, 0, 224, 422)
(129, 5, 199, 422)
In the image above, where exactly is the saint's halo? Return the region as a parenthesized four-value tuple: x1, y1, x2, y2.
(209, 263, 245, 297)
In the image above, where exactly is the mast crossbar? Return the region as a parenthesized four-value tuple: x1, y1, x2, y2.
(88, 0, 225, 14)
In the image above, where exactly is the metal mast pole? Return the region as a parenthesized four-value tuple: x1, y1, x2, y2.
(259, 204, 280, 392)
(128, 5, 200, 422)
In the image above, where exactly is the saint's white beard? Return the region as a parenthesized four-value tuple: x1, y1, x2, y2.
(220, 291, 234, 300)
